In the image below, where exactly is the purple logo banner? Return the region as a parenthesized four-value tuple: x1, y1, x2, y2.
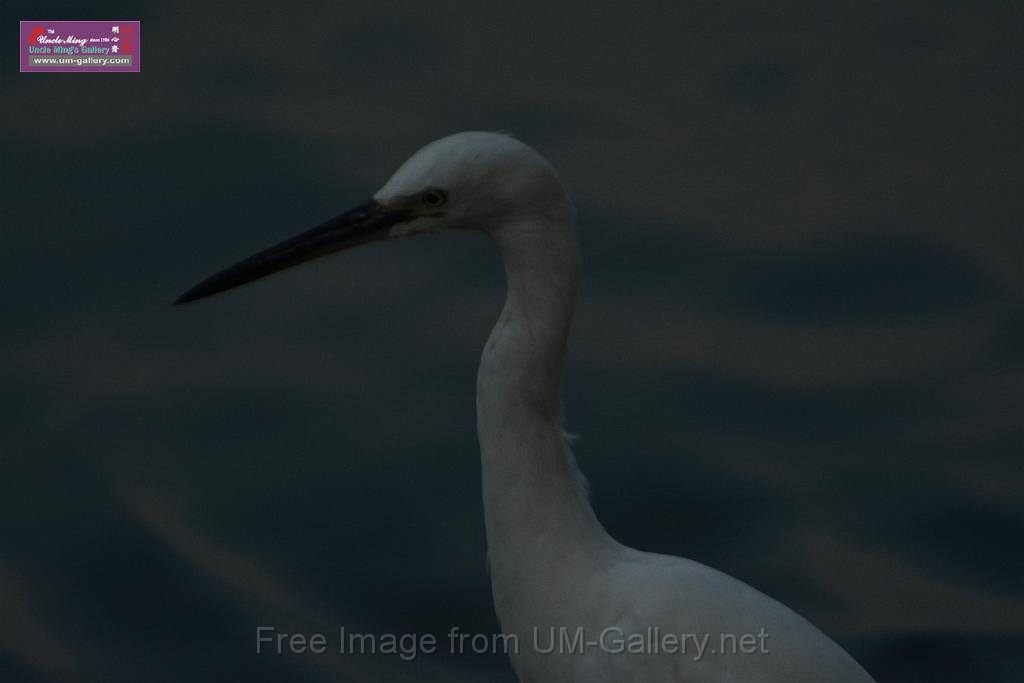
(20, 20, 140, 72)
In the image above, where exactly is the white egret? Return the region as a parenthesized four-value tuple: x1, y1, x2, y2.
(178, 132, 876, 682)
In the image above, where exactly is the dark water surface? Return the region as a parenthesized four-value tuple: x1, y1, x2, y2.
(1, 1, 1021, 681)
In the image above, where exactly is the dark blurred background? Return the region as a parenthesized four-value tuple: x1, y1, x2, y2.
(2, 1, 1022, 681)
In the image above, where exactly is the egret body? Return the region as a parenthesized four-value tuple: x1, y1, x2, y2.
(178, 132, 876, 682)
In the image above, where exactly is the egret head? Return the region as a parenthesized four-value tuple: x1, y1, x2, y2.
(176, 131, 569, 304)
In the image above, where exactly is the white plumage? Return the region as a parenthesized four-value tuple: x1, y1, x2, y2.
(179, 131, 876, 682)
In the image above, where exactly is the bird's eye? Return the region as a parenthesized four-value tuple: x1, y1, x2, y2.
(421, 189, 447, 208)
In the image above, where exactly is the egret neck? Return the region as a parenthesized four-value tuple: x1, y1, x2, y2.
(477, 208, 615, 619)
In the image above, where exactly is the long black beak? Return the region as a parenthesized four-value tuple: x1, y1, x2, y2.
(175, 199, 411, 304)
